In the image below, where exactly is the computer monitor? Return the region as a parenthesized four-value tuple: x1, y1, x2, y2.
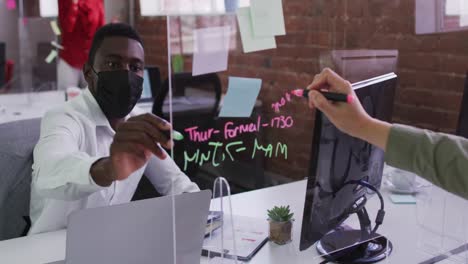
(139, 67, 161, 103)
(140, 69, 152, 102)
(456, 73, 468, 138)
(300, 73, 398, 263)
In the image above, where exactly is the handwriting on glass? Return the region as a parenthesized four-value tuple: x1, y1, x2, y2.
(183, 139, 288, 171)
(271, 91, 292, 112)
(182, 115, 293, 171)
(184, 115, 294, 143)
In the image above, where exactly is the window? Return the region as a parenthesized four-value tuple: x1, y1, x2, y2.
(39, 0, 58, 17)
(442, 0, 468, 30)
(140, 0, 225, 16)
(416, 0, 468, 34)
(169, 15, 238, 54)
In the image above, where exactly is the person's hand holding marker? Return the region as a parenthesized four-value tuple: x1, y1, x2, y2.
(306, 68, 392, 150)
(91, 113, 185, 186)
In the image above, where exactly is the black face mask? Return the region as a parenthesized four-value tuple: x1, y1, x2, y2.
(92, 69, 144, 119)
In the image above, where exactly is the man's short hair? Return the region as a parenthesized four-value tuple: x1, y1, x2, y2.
(88, 23, 144, 66)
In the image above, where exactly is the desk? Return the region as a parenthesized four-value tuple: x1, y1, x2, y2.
(0, 179, 463, 264)
(0, 91, 218, 125)
(0, 91, 65, 124)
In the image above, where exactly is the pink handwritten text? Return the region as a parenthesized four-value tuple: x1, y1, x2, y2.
(183, 115, 295, 143)
(271, 92, 292, 112)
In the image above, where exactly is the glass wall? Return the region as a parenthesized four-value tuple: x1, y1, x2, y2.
(1, 0, 467, 262)
(137, 0, 468, 262)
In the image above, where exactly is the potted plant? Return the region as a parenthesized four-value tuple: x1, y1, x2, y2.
(267, 205, 294, 245)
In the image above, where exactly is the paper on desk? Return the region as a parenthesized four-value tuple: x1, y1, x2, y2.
(50, 20, 61, 36)
(45, 50, 58, 64)
(236, 7, 276, 53)
(6, 0, 16, 10)
(192, 26, 230, 76)
(218, 77, 261, 118)
(203, 215, 268, 259)
(389, 194, 416, 204)
(250, 0, 286, 37)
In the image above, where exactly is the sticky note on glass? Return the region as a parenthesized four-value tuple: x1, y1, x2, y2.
(172, 54, 184, 73)
(50, 20, 61, 36)
(236, 7, 276, 53)
(45, 50, 58, 64)
(250, 0, 286, 37)
(224, 0, 239, 13)
(6, 0, 16, 10)
(219, 77, 262, 118)
(389, 194, 417, 204)
(192, 26, 230, 76)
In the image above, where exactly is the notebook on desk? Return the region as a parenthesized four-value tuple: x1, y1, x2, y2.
(46, 191, 211, 264)
(202, 215, 269, 261)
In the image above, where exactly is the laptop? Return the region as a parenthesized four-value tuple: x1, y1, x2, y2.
(48, 190, 211, 264)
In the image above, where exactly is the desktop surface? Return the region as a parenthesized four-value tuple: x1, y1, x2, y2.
(0, 175, 459, 264)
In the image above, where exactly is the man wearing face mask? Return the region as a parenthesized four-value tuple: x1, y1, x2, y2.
(29, 23, 199, 235)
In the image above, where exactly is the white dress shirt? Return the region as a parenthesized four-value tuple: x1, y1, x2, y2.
(29, 88, 199, 235)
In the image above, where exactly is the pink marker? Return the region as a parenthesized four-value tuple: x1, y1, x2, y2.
(291, 89, 354, 104)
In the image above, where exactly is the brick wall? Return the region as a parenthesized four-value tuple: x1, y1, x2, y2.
(135, 0, 468, 180)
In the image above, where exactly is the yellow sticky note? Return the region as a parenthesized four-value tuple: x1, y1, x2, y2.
(50, 20, 61, 36)
(45, 50, 58, 64)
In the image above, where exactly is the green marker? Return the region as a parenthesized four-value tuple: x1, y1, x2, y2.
(162, 130, 184, 141)
(172, 130, 184, 141)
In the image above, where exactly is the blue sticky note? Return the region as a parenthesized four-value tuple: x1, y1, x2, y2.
(389, 194, 417, 204)
(219, 77, 262, 118)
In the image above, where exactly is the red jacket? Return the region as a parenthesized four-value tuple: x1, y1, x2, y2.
(59, 0, 104, 69)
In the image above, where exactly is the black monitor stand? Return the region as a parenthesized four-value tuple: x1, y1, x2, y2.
(316, 191, 393, 263)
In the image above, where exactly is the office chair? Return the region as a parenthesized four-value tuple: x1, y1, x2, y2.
(152, 73, 267, 193)
(0, 118, 41, 241)
(152, 72, 222, 119)
(152, 72, 222, 188)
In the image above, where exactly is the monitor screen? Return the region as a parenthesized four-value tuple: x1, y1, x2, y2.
(300, 73, 397, 251)
(141, 69, 152, 101)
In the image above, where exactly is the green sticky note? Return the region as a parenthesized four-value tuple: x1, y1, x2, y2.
(236, 7, 276, 53)
(250, 0, 286, 37)
(45, 50, 58, 64)
(50, 20, 61, 36)
(390, 194, 416, 204)
(172, 54, 184, 73)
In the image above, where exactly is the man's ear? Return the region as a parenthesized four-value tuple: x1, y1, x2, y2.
(83, 63, 96, 93)
(83, 62, 93, 83)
